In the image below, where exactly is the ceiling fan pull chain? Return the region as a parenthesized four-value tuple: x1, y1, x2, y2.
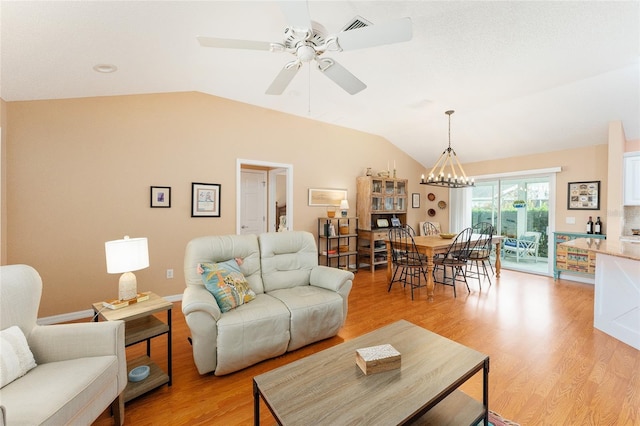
(308, 66, 312, 116)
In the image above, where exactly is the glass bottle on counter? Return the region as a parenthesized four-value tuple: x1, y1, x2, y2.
(586, 216, 594, 234)
(594, 216, 602, 235)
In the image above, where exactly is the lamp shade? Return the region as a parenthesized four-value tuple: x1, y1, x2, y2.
(339, 199, 349, 210)
(105, 236, 149, 274)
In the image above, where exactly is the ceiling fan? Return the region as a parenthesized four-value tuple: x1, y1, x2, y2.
(197, 2, 412, 95)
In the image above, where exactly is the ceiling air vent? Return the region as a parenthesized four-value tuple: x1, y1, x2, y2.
(341, 16, 372, 32)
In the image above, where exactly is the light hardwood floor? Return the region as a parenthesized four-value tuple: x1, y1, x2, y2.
(94, 268, 640, 425)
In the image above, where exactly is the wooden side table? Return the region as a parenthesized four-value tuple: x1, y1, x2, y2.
(93, 292, 172, 402)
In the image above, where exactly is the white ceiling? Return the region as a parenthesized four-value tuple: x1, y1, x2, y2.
(2, 1, 639, 167)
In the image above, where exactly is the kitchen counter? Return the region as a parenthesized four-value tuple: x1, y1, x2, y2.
(561, 238, 640, 351)
(560, 237, 640, 261)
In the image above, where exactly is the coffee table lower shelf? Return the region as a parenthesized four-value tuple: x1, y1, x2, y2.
(413, 390, 485, 425)
(124, 355, 169, 402)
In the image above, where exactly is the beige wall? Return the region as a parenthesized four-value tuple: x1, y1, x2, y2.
(4, 92, 428, 317)
(462, 144, 609, 234)
(626, 139, 640, 152)
(1, 99, 6, 265)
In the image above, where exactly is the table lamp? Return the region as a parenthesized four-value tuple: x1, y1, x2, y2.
(340, 199, 349, 217)
(105, 236, 149, 302)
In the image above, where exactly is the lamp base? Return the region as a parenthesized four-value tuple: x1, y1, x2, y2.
(119, 271, 138, 301)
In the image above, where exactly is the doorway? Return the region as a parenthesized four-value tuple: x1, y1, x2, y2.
(470, 171, 556, 276)
(236, 159, 293, 235)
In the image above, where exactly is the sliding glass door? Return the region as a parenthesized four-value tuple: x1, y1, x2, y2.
(471, 176, 550, 275)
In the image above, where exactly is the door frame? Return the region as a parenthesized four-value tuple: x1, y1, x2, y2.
(467, 167, 560, 276)
(236, 159, 294, 235)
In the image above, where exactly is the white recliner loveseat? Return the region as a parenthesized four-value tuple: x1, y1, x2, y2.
(0, 264, 127, 426)
(182, 231, 354, 375)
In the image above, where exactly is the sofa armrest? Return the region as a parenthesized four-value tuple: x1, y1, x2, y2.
(310, 265, 354, 293)
(29, 321, 125, 364)
(181, 285, 222, 375)
(182, 285, 222, 321)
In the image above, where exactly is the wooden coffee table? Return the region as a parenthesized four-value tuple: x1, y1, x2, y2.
(253, 320, 489, 425)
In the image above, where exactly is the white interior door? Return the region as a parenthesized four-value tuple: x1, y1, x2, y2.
(237, 159, 294, 235)
(240, 170, 266, 235)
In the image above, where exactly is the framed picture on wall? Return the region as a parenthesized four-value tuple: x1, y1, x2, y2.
(412, 193, 420, 208)
(308, 188, 347, 206)
(567, 180, 600, 210)
(191, 182, 221, 217)
(150, 186, 171, 208)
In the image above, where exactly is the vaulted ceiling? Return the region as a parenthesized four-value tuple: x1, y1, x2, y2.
(2, 1, 638, 166)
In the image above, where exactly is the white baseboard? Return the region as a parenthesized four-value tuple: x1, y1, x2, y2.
(556, 273, 595, 285)
(37, 293, 183, 325)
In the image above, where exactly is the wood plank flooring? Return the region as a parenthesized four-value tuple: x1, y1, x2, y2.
(93, 268, 640, 425)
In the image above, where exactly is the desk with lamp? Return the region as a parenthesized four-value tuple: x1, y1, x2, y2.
(92, 235, 173, 402)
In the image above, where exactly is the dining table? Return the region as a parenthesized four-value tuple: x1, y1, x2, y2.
(386, 234, 504, 300)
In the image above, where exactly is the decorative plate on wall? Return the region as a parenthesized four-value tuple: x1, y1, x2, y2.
(438, 201, 447, 209)
(428, 208, 436, 217)
(427, 193, 436, 201)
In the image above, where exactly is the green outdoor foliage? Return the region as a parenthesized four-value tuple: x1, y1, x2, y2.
(472, 206, 549, 257)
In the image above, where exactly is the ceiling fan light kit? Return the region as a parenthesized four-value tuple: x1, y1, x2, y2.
(420, 110, 475, 189)
(197, 3, 412, 96)
(93, 64, 117, 73)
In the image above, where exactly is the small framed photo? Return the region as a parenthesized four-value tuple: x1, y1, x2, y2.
(191, 182, 221, 217)
(150, 186, 171, 208)
(567, 181, 600, 210)
(412, 193, 420, 208)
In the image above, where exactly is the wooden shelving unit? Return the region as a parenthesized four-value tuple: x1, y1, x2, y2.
(356, 176, 407, 272)
(317, 217, 359, 272)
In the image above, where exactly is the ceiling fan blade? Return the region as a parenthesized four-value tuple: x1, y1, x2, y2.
(265, 63, 301, 95)
(316, 58, 367, 95)
(336, 17, 412, 51)
(197, 36, 274, 51)
(279, 1, 312, 30)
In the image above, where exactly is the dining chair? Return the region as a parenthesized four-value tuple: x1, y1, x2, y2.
(472, 222, 494, 237)
(388, 227, 428, 300)
(419, 221, 441, 235)
(433, 227, 473, 297)
(402, 224, 428, 261)
(422, 221, 440, 236)
(467, 224, 494, 287)
(403, 224, 417, 236)
(471, 222, 495, 270)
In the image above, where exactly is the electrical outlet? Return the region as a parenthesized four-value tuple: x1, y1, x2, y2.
(166, 269, 174, 279)
(566, 217, 576, 224)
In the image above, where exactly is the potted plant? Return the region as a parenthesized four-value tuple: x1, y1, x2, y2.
(513, 200, 526, 208)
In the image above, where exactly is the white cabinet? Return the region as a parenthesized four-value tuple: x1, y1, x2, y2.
(624, 152, 640, 206)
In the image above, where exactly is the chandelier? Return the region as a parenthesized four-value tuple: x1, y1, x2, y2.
(420, 110, 474, 189)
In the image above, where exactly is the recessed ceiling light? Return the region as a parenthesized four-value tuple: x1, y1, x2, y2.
(93, 64, 118, 73)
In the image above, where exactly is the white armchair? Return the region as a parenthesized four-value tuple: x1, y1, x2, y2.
(503, 231, 541, 262)
(0, 265, 127, 425)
